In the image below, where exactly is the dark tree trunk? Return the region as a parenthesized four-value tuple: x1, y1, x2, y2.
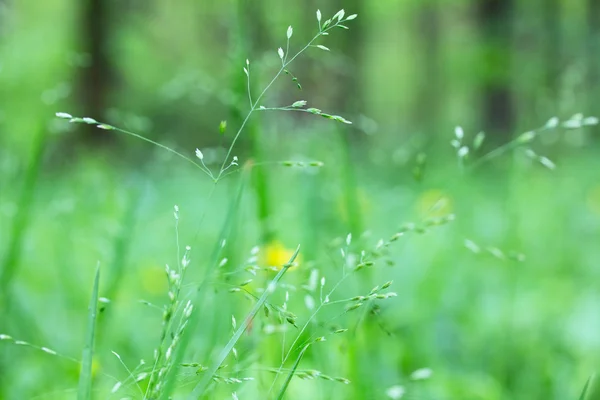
(588, 0, 600, 121)
(415, 0, 441, 138)
(79, 0, 114, 143)
(476, 0, 514, 138)
(336, 0, 363, 117)
(333, 0, 364, 236)
(232, 0, 274, 243)
(543, 0, 560, 109)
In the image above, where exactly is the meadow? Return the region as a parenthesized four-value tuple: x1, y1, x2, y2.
(2, 2, 600, 399)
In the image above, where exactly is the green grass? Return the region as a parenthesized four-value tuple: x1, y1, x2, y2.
(77, 264, 100, 400)
(1, 6, 600, 400)
(1, 145, 599, 399)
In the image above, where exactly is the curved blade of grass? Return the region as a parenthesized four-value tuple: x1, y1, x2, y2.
(188, 245, 300, 399)
(276, 343, 311, 400)
(97, 183, 140, 341)
(0, 126, 46, 309)
(580, 373, 600, 400)
(77, 264, 100, 400)
(159, 174, 246, 399)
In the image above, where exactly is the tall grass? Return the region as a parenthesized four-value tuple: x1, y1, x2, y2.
(77, 264, 100, 400)
(1, 7, 599, 400)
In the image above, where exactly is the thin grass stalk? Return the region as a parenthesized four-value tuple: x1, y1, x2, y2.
(98, 181, 141, 340)
(189, 246, 301, 398)
(338, 131, 362, 236)
(0, 126, 47, 397)
(0, 127, 46, 307)
(77, 264, 100, 400)
(159, 173, 249, 398)
(275, 343, 311, 400)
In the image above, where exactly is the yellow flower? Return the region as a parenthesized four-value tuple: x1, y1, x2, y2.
(261, 240, 300, 271)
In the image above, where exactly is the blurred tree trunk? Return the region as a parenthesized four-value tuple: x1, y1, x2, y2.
(476, 0, 514, 138)
(336, 0, 363, 116)
(512, 0, 560, 128)
(78, 0, 114, 143)
(543, 0, 560, 109)
(230, 0, 273, 243)
(415, 0, 441, 140)
(299, 0, 323, 262)
(334, 0, 364, 236)
(587, 0, 599, 122)
(332, 5, 372, 399)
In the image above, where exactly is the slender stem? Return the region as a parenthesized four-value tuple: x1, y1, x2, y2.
(188, 246, 300, 398)
(469, 125, 552, 171)
(246, 63, 253, 107)
(469, 140, 522, 170)
(285, 35, 290, 65)
(175, 213, 181, 275)
(267, 271, 351, 394)
(217, 21, 344, 180)
(112, 352, 145, 395)
(112, 127, 206, 175)
(257, 107, 318, 114)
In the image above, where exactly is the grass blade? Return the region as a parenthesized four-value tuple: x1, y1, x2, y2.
(0, 127, 46, 309)
(580, 373, 600, 400)
(159, 175, 246, 399)
(276, 343, 311, 400)
(77, 264, 100, 400)
(188, 245, 301, 399)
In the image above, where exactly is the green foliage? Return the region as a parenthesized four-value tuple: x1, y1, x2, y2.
(1, 3, 600, 400)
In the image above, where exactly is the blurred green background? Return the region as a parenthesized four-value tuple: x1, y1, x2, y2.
(1, 0, 600, 399)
